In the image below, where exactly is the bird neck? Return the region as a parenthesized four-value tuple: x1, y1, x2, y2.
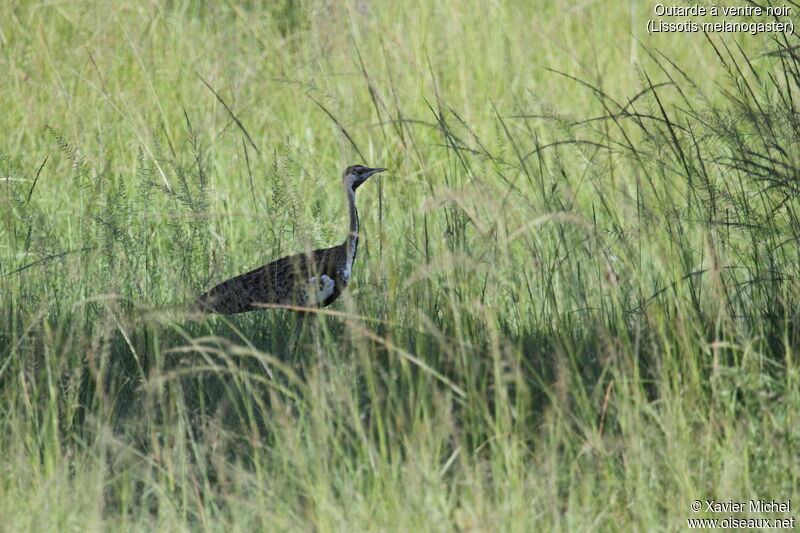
(345, 184, 359, 254)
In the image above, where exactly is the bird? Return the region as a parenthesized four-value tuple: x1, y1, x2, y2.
(195, 164, 387, 354)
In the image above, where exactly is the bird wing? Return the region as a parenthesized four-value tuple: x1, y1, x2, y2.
(196, 247, 338, 314)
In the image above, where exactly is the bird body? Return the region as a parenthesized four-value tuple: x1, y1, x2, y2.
(196, 165, 385, 319)
(197, 243, 347, 313)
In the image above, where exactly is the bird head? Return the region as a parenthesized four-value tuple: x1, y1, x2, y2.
(343, 165, 387, 191)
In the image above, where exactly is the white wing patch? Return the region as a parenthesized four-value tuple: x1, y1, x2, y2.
(342, 262, 352, 284)
(342, 239, 357, 283)
(306, 275, 335, 305)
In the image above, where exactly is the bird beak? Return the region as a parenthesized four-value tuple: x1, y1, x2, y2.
(355, 167, 386, 187)
(368, 167, 388, 177)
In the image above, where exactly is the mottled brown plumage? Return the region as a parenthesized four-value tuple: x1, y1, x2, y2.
(195, 165, 386, 320)
(197, 245, 344, 313)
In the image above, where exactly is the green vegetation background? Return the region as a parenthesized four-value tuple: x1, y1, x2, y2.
(1, 1, 798, 530)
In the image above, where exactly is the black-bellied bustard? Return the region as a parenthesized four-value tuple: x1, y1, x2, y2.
(195, 164, 386, 354)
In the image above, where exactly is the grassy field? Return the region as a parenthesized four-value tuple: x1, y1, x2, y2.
(2, 1, 799, 530)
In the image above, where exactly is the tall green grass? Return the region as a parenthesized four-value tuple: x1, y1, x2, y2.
(1, 1, 798, 530)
